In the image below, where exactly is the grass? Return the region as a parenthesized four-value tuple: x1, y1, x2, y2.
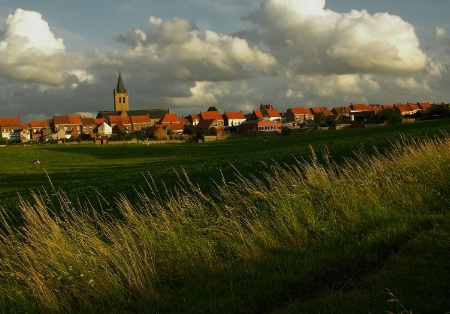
(0, 119, 449, 313)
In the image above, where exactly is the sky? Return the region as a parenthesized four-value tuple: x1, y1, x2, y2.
(1, 0, 450, 122)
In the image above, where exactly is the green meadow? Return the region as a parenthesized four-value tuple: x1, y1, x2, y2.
(0, 119, 449, 313)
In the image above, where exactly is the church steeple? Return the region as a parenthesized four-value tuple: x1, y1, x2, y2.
(117, 72, 125, 93)
(113, 73, 129, 112)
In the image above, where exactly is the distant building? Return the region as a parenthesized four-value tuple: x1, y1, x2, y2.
(97, 73, 169, 125)
(114, 73, 129, 112)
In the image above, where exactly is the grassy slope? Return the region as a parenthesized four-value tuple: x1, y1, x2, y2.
(0, 120, 449, 313)
(1, 120, 449, 211)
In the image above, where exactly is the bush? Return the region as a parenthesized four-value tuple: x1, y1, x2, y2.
(281, 126, 291, 136)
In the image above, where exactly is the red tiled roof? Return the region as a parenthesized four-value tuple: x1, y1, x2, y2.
(394, 104, 411, 112)
(196, 119, 218, 129)
(223, 112, 246, 119)
(350, 104, 371, 111)
(0, 117, 20, 127)
(81, 118, 96, 125)
(310, 107, 323, 115)
(131, 116, 151, 123)
(109, 116, 131, 124)
(265, 109, 281, 117)
(252, 110, 264, 119)
(21, 123, 30, 129)
(68, 115, 82, 124)
(29, 120, 49, 128)
(166, 123, 185, 131)
(290, 108, 311, 115)
(158, 113, 178, 124)
(418, 102, 431, 110)
(382, 105, 394, 110)
(408, 103, 420, 111)
(200, 111, 223, 121)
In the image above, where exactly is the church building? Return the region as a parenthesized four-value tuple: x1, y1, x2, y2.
(97, 73, 169, 126)
(114, 72, 129, 112)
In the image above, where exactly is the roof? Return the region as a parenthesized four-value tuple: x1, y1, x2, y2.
(289, 107, 311, 115)
(29, 120, 49, 128)
(200, 111, 223, 121)
(21, 123, 30, 130)
(0, 117, 20, 127)
(252, 110, 264, 119)
(166, 123, 185, 131)
(394, 104, 412, 112)
(331, 107, 351, 115)
(130, 116, 151, 123)
(109, 115, 131, 124)
(350, 104, 371, 111)
(81, 118, 96, 125)
(97, 109, 169, 120)
(382, 105, 394, 110)
(53, 115, 82, 125)
(116, 73, 126, 93)
(223, 112, 246, 120)
(418, 102, 431, 110)
(196, 118, 218, 129)
(264, 109, 281, 117)
(159, 113, 179, 124)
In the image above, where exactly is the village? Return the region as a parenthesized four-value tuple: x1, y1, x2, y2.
(1, 74, 449, 144)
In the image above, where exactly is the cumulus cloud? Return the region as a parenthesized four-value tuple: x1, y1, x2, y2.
(242, 0, 427, 75)
(106, 16, 277, 82)
(435, 27, 447, 39)
(0, 9, 88, 85)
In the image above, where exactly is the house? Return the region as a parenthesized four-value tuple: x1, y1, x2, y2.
(262, 108, 282, 121)
(20, 123, 30, 142)
(407, 103, 421, 115)
(222, 112, 247, 127)
(285, 107, 313, 123)
(130, 115, 152, 132)
(147, 126, 168, 140)
(29, 120, 50, 141)
(237, 119, 279, 134)
(96, 122, 113, 137)
(417, 102, 432, 111)
(81, 117, 97, 137)
(158, 113, 179, 124)
(199, 111, 224, 125)
(53, 115, 83, 137)
(195, 118, 224, 134)
(186, 114, 200, 126)
(0, 117, 21, 141)
(108, 114, 132, 133)
(165, 123, 185, 135)
(249, 109, 265, 120)
(394, 104, 414, 116)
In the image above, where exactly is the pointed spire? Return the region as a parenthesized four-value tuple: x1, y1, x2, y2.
(117, 72, 125, 93)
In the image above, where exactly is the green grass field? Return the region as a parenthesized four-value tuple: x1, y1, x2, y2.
(1, 120, 449, 212)
(0, 119, 449, 313)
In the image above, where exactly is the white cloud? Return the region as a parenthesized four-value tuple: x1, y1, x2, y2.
(243, 0, 427, 75)
(0, 9, 88, 85)
(435, 27, 447, 39)
(108, 16, 277, 82)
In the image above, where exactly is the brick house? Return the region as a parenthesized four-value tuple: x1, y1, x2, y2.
(285, 107, 313, 122)
(0, 117, 21, 141)
(222, 111, 247, 127)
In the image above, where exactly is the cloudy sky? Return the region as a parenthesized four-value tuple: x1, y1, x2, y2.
(1, 0, 449, 122)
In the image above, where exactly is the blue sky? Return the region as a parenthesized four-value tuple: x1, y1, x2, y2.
(1, 0, 449, 122)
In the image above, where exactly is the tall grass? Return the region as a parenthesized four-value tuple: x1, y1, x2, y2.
(0, 133, 449, 312)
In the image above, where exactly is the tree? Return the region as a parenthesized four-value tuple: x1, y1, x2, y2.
(375, 109, 402, 124)
(207, 106, 218, 111)
(281, 126, 291, 136)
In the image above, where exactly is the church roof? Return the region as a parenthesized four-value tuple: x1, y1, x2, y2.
(116, 73, 126, 93)
(97, 109, 170, 120)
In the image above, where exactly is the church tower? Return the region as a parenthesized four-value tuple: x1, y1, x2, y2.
(114, 73, 129, 112)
